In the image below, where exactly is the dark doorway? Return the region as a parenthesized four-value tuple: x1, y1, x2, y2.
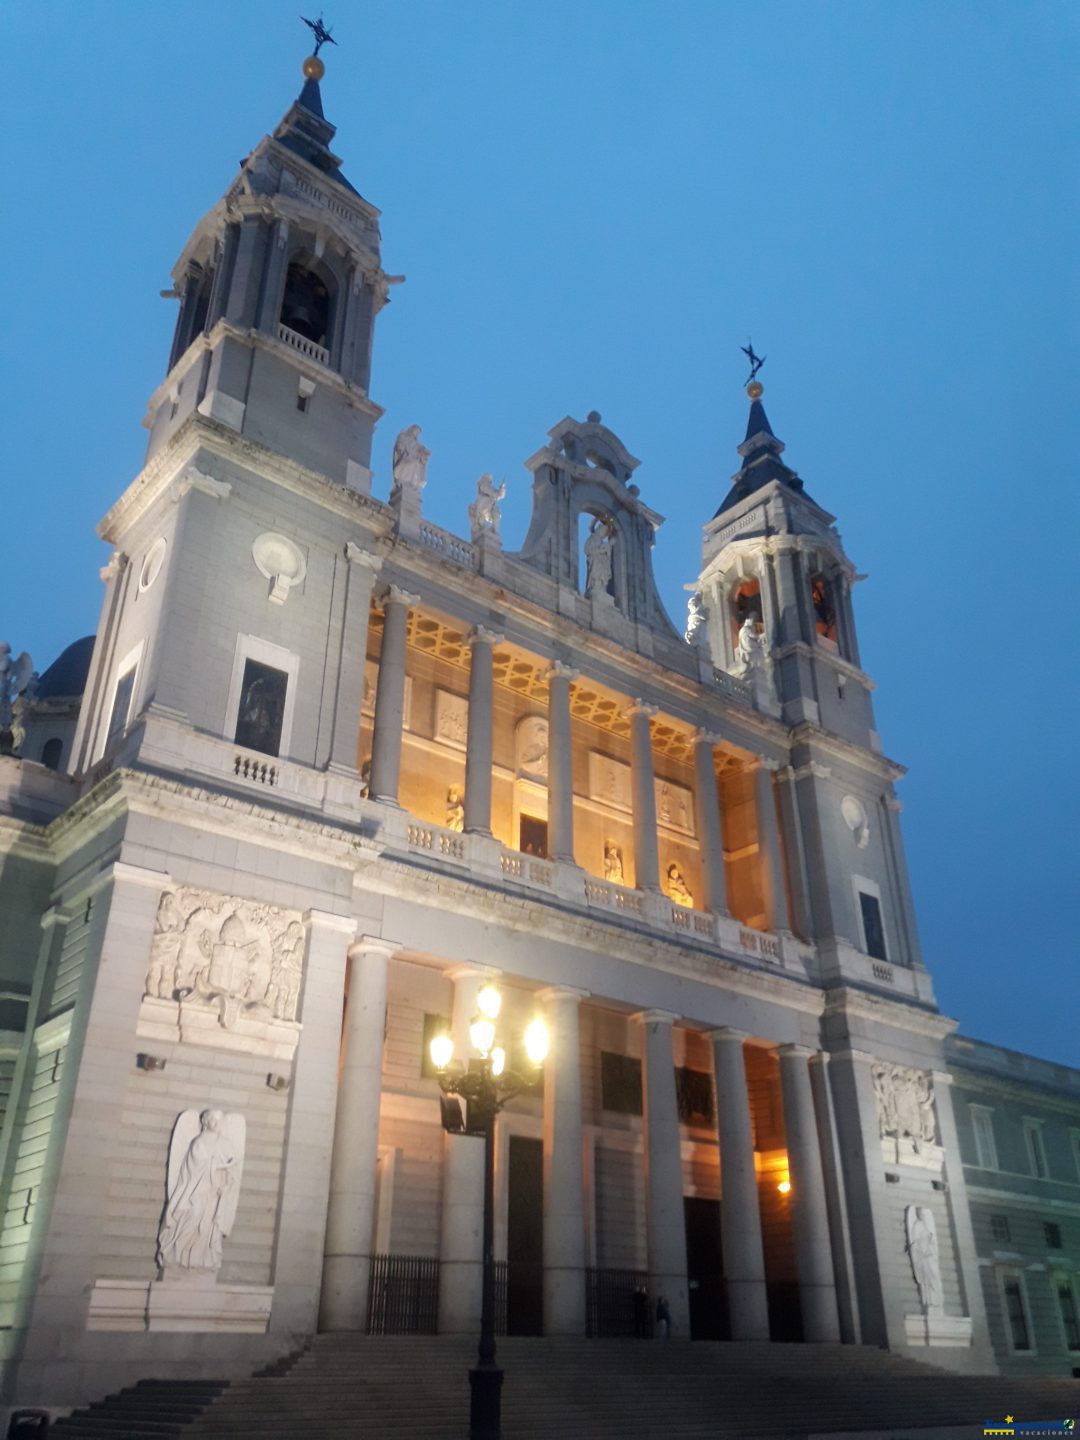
(506, 1135, 543, 1335)
(684, 1197, 726, 1340)
(519, 815, 548, 857)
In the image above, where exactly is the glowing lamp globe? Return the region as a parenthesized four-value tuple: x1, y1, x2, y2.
(491, 1047, 507, 1078)
(476, 983, 502, 1020)
(429, 1032, 454, 1072)
(523, 1017, 549, 1066)
(470, 1015, 496, 1056)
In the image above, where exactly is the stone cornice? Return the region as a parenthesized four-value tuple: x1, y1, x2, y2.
(789, 723, 907, 785)
(771, 641, 875, 691)
(823, 984, 956, 1041)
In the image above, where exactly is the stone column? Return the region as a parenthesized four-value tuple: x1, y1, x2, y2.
(755, 759, 792, 935)
(273, 909, 356, 1335)
(628, 701, 660, 891)
(710, 1027, 770, 1339)
(546, 662, 578, 863)
(775, 767, 814, 943)
(777, 1045, 840, 1341)
(438, 966, 496, 1333)
(883, 796, 924, 968)
(464, 627, 502, 836)
(540, 986, 588, 1335)
(368, 585, 418, 804)
(693, 729, 729, 915)
(328, 545, 382, 774)
(320, 935, 395, 1331)
(773, 540, 806, 646)
(638, 1010, 690, 1335)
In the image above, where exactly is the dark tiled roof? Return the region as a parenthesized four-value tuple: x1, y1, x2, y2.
(36, 635, 94, 699)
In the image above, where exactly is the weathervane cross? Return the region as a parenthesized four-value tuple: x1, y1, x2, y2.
(741, 340, 766, 387)
(301, 14, 338, 56)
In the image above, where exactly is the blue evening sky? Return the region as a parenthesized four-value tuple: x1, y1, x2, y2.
(2, 3, 1076, 1066)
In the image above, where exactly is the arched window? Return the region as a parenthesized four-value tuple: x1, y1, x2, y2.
(40, 737, 63, 771)
(280, 260, 332, 349)
(730, 579, 763, 652)
(810, 572, 838, 647)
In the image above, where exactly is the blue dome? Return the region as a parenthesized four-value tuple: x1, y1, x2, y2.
(36, 635, 95, 700)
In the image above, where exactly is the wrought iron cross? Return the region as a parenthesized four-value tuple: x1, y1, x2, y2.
(301, 14, 337, 55)
(741, 340, 766, 386)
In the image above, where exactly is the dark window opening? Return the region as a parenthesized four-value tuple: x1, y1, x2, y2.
(1044, 1222, 1063, 1249)
(190, 267, 213, 338)
(600, 1051, 642, 1116)
(990, 1214, 1011, 1243)
(234, 658, 288, 758)
(519, 815, 548, 858)
(297, 392, 310, 413)
(1057, 1277, 1080, 1350)
(675, 1066, 714, 1126)
(858, 891, 887, 961)
(810, 573, 838, 645)
(40, 737, 63, 771)
(1003, 1276, 1031, 1351)
(281, 261, 331, 347)
(421, 1012, 451, 1078)
(107, 666, 137, 743)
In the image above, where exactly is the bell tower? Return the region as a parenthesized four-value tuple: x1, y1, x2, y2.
(145, 43, 399, 493)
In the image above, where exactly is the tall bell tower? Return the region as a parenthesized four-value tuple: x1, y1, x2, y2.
(145, 43, 398, 493)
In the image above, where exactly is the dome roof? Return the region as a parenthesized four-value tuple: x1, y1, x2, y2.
(36, 635, 95, 700)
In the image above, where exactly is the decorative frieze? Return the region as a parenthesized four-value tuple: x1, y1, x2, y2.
(872, 1061, 943, 1169)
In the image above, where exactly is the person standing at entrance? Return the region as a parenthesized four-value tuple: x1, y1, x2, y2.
(656, 1295, 671, 1339)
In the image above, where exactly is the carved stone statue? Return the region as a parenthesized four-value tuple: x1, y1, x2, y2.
(872, 1062, 938, 1150)
(584, 517, 614, 600)
(391, 424, 430, 496)
(0, 643, 35, 754)
(905, 1204, 943, 1311)
(468, 473, 506, 539)
(516, 716, 549, 780)
(684, 592, 709, 650)
(446, 785, 465, 832)
(603, 839, 624, 884)
(158, 1109, 245, 1275)
(144, 888, 304, 1030)
(734, 616, 766, 673)
(666, 863, 693, 908)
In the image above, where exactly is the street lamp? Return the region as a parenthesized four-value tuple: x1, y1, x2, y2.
(430, 984, 549, 1440)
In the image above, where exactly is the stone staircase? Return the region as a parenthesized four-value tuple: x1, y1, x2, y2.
(49, 1336, 1080, 1438)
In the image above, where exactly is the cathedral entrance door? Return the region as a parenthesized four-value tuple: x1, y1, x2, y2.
(506, 1135, 543, 1335)
(684, 1197, 726, 1340)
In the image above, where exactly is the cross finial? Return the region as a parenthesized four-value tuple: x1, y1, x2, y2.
(741, 340, 766, 388)
(301, 13, 338, 56)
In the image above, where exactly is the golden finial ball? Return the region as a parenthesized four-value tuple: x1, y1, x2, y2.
(303, 55, 325, 81)
(747, 380, 764, 400)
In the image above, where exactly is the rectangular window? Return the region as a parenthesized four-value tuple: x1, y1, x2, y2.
(971, 1106, 999, 1170)
(421, 1013, 451, 1079)
(1056, 1275, 1080, 1352)
(1024, 1120, 1048, 1180)
(106, 664, 137, 742)
(1071, 1130, 1080, 1183)
(519, 815, 548, 858)
(600, 1051, 642, 1116)
(675, 1066, 714, 1126)
(858, 891, 888, 961)
(234, 658, 289, 757)
(1002, 1274, 1032, 1352)
(990, 1214, 1011, 1244)
(1043, 1221, 1063, 1250)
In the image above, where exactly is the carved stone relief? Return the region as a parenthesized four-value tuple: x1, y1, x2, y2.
(873, 1062, 941, 1167)
(158, 1109, 246, 1276)
(362, 659, 412, 729)
(841, 794, 871, 849)
(588, 752, 632, 812)
(655, 778, 694, 835)
(435, 690, 469, 750)
(144, 886, 304, 1030)
(516, 716, 549, 781)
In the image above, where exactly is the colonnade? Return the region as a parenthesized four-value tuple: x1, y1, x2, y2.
(320, 945, 841, 1345)
(344, 583, 791, 930)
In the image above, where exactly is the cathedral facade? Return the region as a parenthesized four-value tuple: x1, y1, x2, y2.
(1, 51, 1076, 1419)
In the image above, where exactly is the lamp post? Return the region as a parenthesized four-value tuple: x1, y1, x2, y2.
(431, 982, 549, 1440)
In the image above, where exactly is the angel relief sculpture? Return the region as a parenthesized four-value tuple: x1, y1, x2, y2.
(158, 1109, 245, 1276)
(144, 888, 305, 1029)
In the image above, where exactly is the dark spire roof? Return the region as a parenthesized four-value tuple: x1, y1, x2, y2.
(36, 636, 94, 700)
(714, 384, 814, 516)
(272, 56, 359, 195)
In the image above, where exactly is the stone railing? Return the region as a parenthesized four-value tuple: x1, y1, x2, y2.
(711, 667, 754, 705)
(417, 522, 478, 570)
(277, 323, 330, 366)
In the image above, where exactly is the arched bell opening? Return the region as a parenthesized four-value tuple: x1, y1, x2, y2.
(279, 254, 337, 354)
(729, 578, 764, 654)
(809, 571, 839, 651)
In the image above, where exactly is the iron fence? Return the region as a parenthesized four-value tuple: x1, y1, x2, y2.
(586, 1266, 651, 1338)
(366, 1254, 440, 1335)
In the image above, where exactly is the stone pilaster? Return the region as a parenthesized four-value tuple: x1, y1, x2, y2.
(778, 1044, 840, 1341)
(320, 934, 394, 1331)
(628, 701, 660, 891)
(464, 628, 502, 836)
(754, 759, 792, 935)
(546, 663, 578, 863)
(328, 545, 382, 774)
(693, 729, 728, 915)
(368, 585, 418, 804)
(638, 1010, 690, 1335)
(539, 986, 588, 1335)
(710, 1027, 770, 1339)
